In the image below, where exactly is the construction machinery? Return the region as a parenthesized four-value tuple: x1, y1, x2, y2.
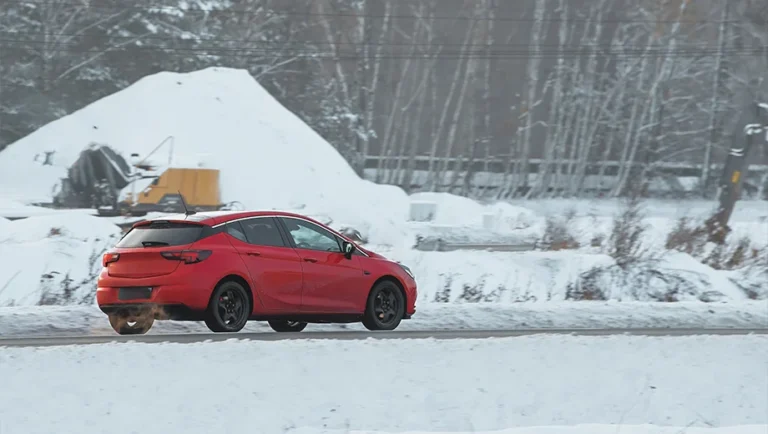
(51, 137, 242, 217)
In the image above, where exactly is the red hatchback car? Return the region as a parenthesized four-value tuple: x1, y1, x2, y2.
(96, 211, 417, 335)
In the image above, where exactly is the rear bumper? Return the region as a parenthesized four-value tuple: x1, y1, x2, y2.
(96, 267, 217, 313)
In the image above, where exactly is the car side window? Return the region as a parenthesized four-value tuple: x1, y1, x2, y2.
(280, 218, 341, 253)
(225, 221, 248, 243)
(240, 218, 286, 247)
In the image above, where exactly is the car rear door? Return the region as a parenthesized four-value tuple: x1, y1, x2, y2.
(224, 217, 303, 312)
(277, 217, 367, 313)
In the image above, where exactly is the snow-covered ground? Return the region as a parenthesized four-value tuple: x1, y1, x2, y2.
(0, 214, 122, 307)
(1, 335, 765, 433)
(2, 302, 766, 337)
(1, 200, 766, 309)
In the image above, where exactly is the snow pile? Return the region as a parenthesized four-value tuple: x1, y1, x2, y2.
(0, 67, 409, 245)
(1, 335, 765, 433)
(0, 214, 122, 307)
(410, 192, 539, 230)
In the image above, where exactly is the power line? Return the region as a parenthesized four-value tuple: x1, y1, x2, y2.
(1, 0, 744, 25)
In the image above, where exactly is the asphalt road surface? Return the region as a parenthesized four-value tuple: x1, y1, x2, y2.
(1, 328, 767, 348)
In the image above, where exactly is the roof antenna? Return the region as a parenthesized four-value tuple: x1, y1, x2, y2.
(178, 190, 196, 217)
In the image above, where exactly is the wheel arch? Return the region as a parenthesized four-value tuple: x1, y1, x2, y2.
(370, 275, 407, 304)
(214, 274, 255, 314)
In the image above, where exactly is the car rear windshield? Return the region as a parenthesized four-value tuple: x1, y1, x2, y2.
(116, 222, 205, 248)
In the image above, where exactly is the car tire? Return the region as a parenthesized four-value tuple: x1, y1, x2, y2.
(108, 313, 154, 335)
(268, 320, 308, 333)
(204, 280, 251, 333)
(362, 280, 405, 331)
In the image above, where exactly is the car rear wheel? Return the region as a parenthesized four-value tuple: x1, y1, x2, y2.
(204, 280, 250, 333)
(362, 280, 405, 331)
(108, 313, 154, 335)
(268, 320, 308, 333)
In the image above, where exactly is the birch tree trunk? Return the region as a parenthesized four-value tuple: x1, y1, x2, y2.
(514, 0, 548, 195)
(426, 14, 477, 191)
(613, 0, 691, 196)
(438, 4, 481, 190)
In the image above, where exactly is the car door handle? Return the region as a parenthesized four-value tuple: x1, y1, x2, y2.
(247, 252, 261, 257)
(303, 257, 318, 263)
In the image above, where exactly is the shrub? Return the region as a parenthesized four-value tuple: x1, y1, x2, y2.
(540, 208, 580, 251)
(665, 216, 708, 255)
(605, 196, 648, 269)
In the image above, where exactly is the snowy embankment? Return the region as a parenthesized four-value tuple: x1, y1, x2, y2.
(1, 335, 765, 433)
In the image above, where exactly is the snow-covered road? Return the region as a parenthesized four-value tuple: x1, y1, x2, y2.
(2, 302, 767, 337)
(1, 335, 765, 434)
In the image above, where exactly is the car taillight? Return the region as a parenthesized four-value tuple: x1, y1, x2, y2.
(161, 250, 212, 264)
(102, 252, 120, 267)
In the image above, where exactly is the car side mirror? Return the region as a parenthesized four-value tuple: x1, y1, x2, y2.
(342, 241, 354, 259)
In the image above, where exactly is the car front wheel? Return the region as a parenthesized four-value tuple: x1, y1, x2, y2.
(362, 280, 405, 331)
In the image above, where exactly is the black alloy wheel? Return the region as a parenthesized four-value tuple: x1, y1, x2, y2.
(268, 320, 308, 333)
(362, 280, 405, 331)
(205, 280, 250, 333)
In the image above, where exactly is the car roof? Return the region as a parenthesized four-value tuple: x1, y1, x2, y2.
(143, 210, 325, 226)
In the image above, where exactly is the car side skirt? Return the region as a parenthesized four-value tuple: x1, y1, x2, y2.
(99, 303, 412, 323)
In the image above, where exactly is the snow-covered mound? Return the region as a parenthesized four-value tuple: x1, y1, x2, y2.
(0, 67, 409, 245)
(0, 214, 122, 306)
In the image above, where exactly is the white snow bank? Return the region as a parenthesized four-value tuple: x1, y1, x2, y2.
(410, 192, 538, 230)
(383, 249, 758, 303)
(1, 335, 765, 433)
(508, 198, 768, 250)
(290, 426, 768, 434)
(0, 214, 121, 306)
(3, 301, 766, 337)
(0, 67, 409, 245)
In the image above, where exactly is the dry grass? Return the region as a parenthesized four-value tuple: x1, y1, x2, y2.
(540, 208, 580, 251)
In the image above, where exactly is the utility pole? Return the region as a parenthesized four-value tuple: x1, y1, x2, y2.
(706, 103, 768, 243)
(702, 1, 731, 196)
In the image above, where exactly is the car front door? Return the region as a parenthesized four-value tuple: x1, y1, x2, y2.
(224, 217, 303, 313)
(277, 217, 366, 313)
